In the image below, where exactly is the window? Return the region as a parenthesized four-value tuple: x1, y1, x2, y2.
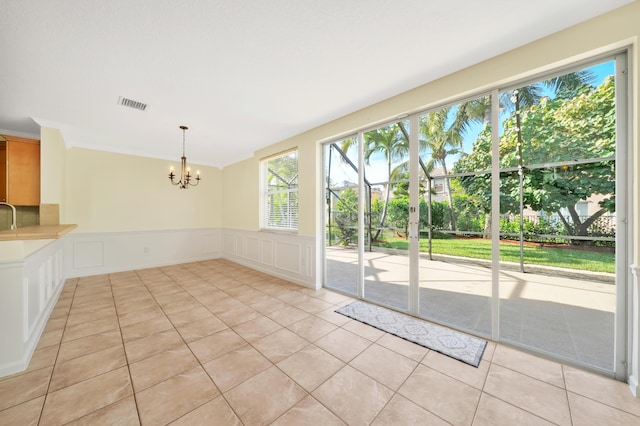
(261, 149, 299, 230)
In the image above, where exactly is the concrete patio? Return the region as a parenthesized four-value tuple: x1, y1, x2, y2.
(325, 247, 616, 371)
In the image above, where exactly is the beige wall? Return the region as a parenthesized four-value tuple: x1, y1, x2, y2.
(221, 157, 259, 230)
(222, 1, 640, 259)
(40, 127, 67, 221)
(65, 148, 222, 233)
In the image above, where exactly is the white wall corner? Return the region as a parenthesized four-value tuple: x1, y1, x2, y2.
(629, 264, 640, 397)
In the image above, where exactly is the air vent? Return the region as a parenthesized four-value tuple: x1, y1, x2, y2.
(118, 96, 148, 111)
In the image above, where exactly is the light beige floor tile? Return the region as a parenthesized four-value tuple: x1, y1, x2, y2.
(314, 307, 352, 326)
(564, 365, 640, 417)
(42, 316, 68, 333)
(305, 289, 352, 305)
(267, 306, 312, 327)
(276, 291, 310, 305)
(136, 366, 219, 426)
(272, 395, 346, 426)
(166, 305, 215, 326)
(232, 315, 282, 342)
(287, 315, 337, 342)
(124, 328, 184, 363)
(398, 364, 481, 426)
(371, 394, 449, 426)
(217, 305, 262, 327)
(351, 344, 418, 390)
(66, 306, 117, 327)
(50, 345, 127, 391)
(224, 366, 307, 426)
(375, 333, 429, 362)
(422, 350, 490, 390)
(473, 393, 554, 426)
(25, 345, 59, 373)
(567, 391, 640, 426)
(120, 316, 174, 343)
(66, 396, 139, 426)
(57, 329, 122, 363)
(188, 329, 247, 363)
(129, 344, 199, 392)
(36, 328, 64, 349)
(492, 344, 565, 388)
(250, 296, 287, 314)
(117, 306, 165, 327)
(342, 320, 386, 341)
(295, 297, 335, 314)
(252, 328, 309, 363)
(169, 396, 242, 426)
(277, 344, 345, 392)
(62, 317, 119, 343)
(202, 344, 272, 392)
(173, 316, 228, 342)
(315, 328, 372, 362)
(313, 365, 394, 426)
(482, 341, 497, 361)
(116, 298, 158, 314)
(0, 395, 44, 426)
(204, 297, 246, 315)
(40, 366, 133, 426)
(0, 367, 52, 411)
(484, 364, 571, 426)
(161, 298, 203, 316)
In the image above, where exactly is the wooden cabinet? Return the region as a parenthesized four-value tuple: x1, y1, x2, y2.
(0, 135, 40, 206)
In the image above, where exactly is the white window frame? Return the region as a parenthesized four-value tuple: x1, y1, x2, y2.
(260, 149, 299, 231)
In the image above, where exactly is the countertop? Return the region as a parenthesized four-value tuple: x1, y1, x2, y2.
(0, 224, 77, 241)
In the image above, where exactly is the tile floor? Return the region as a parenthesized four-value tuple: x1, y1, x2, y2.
(1, 259, 639, 425)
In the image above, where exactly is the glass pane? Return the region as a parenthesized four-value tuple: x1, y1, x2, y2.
(418, 95, 492, 336)
(324, 138, 359, 296)
(363, 122, 410, 311)
(498, 61, 616, 370)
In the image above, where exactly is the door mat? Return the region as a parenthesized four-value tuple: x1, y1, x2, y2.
(335, 301, 486, 367)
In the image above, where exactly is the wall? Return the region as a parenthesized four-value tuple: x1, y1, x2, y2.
(59, 147, 224, 276)
(40, 127, 66, 210)
(65, 148, 222, 233)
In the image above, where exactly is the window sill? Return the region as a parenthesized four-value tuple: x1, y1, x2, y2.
(259, 228, 299, 235)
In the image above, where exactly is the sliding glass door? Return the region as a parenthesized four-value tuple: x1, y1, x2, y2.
(323, 53, 627, 376)
(417, 95, 493, 337)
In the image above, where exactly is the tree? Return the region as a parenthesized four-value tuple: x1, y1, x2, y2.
(455, 76, 616, 239)
(420, 106, 470, 231)
(341, 124, 409, 241)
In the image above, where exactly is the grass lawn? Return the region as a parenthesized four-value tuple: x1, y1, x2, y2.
(374, 236, 615, 274)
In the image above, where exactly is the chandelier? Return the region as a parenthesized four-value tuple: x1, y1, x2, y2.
(169, 125, 201, 188)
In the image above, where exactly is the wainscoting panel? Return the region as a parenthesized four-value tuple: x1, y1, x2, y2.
(73, 240, 104, 269)
(0, 237, 67, 377)
(245, 238, 260, 262)
(65, 228, 222, 278)
(274, 241, 301, 274)
(222, 230, 317, 288)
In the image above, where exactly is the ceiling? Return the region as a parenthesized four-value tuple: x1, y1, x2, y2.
(0, 0, 632, 168)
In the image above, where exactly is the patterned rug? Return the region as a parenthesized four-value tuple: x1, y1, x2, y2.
(335, 301, 487, 367)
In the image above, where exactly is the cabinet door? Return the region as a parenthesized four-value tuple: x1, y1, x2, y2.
(7, 140, 40, 206)
(0, 143, 6, 202)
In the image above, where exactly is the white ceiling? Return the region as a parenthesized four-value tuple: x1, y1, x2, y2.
(0, 0, 632, 168)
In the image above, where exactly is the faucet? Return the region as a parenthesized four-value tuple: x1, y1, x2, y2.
(0, 202, 17, 230)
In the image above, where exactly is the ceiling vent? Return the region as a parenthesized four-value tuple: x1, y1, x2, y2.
(118, 96, 148, 111)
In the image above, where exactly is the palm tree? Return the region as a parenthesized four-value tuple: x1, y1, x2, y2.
(341, 124, 409, 241)
(420, 106, 471, 231)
